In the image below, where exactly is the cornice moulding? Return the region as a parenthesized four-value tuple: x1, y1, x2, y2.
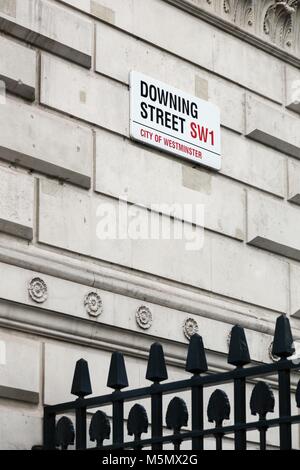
(0, 241, 295, 339)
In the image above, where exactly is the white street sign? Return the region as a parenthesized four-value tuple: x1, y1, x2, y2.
(130, 72, 221, 170)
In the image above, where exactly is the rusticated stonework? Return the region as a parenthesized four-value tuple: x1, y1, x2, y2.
(173, 0, 300, 56)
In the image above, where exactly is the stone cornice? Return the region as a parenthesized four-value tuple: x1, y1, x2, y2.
(164, 0, 300, 67)
(0, 240, 297, 339)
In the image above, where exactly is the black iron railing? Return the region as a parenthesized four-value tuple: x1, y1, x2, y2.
(43, 315, 300, 451)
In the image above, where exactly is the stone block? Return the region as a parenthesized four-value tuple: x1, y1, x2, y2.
(41, 54, 129, 136)
(0, 35, 36, 100)
(245, 94, 300, 159)
(290, 263, 300, 317)
(288, 159, 300, 205)
(0, 329, 40, 402)
(0, 0, 93, 67)
(0, 166, 34, 240)
(221, 129, 285, 198)
(0, 407, 42, 449)
(0, 98, 92, 188)
(247, 190, 300, 261)
(211, 235, 288, 313)
(285, 66, 300, 114)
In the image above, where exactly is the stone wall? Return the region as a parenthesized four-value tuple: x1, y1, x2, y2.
(0, 0, 299, 449)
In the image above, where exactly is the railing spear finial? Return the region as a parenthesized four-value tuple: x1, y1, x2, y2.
(186, 333, 208, 374)
(228, 325, 251, 367)
(146, 342, 168, 383)
(107, 352, 129, 390)
(71, 359, 92, 399)
(272, 314, 295, 360)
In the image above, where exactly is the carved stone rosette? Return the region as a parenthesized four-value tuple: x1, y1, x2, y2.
(183, 317, 199, 340)
(136, 306, 153, 330)
(84, 292, 103, 317)
(28, 277, 48, 304)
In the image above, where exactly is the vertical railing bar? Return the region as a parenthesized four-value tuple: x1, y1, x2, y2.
(135, 439, 143, 451)
(112, 392, 124, 448)
(191, 383, 204, 450)
(186, 333, 208, 450)
(259, 426, 267, 451)
(278, 368, 292, 450)
(234, 376, 247, 450)
(43, 409, 56, 450)
(228, 324, 250, 451)
(107, 351, 128, 449)
(129, 437, 143, 451)
(215, 433, 223, 451)
(75, 402, 87, 450)
(151, 384, 163, 451)
(173, 431, 182, 451)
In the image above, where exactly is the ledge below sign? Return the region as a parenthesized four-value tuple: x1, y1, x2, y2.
(130, 71, 221, 171)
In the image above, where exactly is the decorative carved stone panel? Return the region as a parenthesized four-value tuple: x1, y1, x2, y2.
(222, 0, 255, 29)
(262, 0, 299, 50)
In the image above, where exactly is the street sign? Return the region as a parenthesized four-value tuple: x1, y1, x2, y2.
(130, 71, 221, 170)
